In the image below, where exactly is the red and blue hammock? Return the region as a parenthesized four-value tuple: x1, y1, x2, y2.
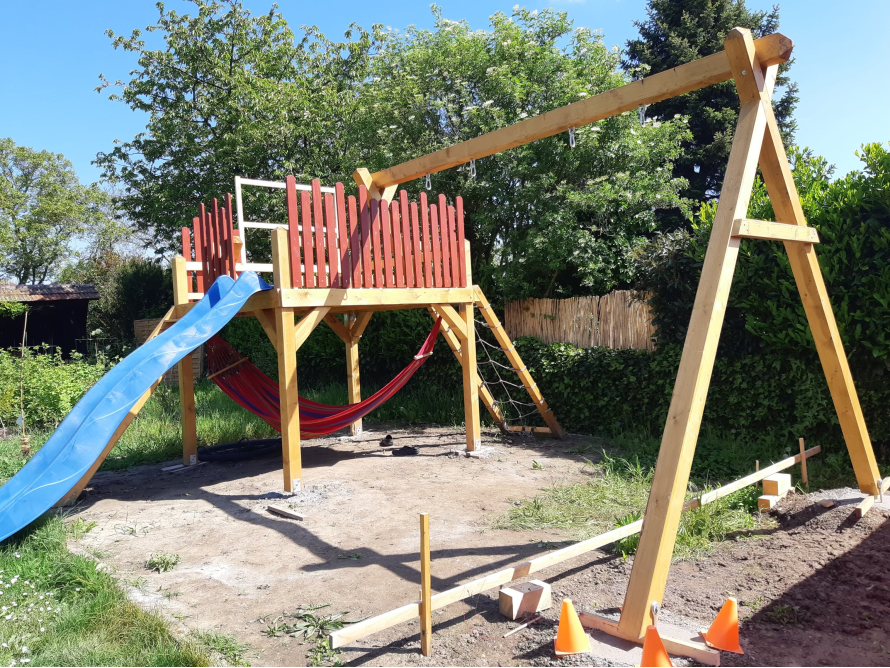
(205, 318, 442, 439)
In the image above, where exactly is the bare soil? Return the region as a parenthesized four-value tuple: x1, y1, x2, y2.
(68, 425, 890, 667)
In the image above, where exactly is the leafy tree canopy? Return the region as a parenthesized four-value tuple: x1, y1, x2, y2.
(624, 0, 798, 209)
(0, 139, 114, 284)
(97, 1, 692, 301)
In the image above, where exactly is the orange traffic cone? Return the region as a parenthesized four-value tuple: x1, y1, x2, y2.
(554, 598, 591, 656)
(640, 625, 673, 667)
(701, 597, 744, 654)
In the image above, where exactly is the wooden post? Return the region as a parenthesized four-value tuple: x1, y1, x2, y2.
(461, 301, 482, 451)
(272, 229, 302, 493)
(799, 438, 808, 486)
(420, 512, 432, 657)
(172, 256, 198, 466)
(618, 29, 769, 639)
(346, 312, 373, 435)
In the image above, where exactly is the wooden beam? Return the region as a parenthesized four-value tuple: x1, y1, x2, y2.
(460, 302, 482, 451)
(427, 306, 509, 431)
(579, 614, 719, 666)
(474, 289, 564, 437)
(346, 312, 372, 435)
(366, 33, 791, 189)
(295, 307, 331, 351)
(731, 218, 819, 243)
(619, 29, 770, 640)
(273, 228, 303, 493)
(328, 446, 818, 649)
(173, 257, 198, 466)
(323, 313, 352, 344)
(280, 286, 476, 309)
(433, 303, 468, 341)
(420, 513, 433, 657)
(353, 167, 398, 203)
(254, 309, 280, 353)
(854, 495, 875, 519)
(754, 54, 882, 498)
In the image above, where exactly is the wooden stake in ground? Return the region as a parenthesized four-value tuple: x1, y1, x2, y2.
(799, 437, 808, 486)
(420, 513, 432, 656)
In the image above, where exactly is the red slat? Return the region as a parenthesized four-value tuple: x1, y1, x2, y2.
(447, 205, 460, 287)
(398, 191, 414, 287)
(360, 187, 373, 288)
(193, 215, 205, 292)
(218, 205, 230, 278)
(312, 180, 327, 287)
(324, 193, 340, 287)
(438, 195, 452, 287)
(198, 205, 209, 284)
(420, 193, 433, 287)
(381, 201, 395, 287)
(380, 200, 399, 288)
(301, 190, 315, 288)
(349, 193, 363, 288)
(409, 202, 423, 287)
(285, 176, 303, 287)
(336, 183, 351, 289)
(225, 194, 237, 278)
(430, 202, 443, 287)
(211, 198, 223, 283)
(370, 198, 385, 287)
(456, 196, 467, 287)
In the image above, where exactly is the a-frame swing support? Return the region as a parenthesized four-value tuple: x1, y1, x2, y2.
(357, 26, 883, 649)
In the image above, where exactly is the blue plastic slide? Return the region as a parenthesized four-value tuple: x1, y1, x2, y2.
(0, 272, 271, 543)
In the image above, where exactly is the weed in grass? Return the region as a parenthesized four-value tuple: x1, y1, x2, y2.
(158, 587, 180, 599)
(263, 605, 349, 667)
(764, 604, 801, 625)
(124, 576, 148, 592)
(613, 511, 643, 557)
(0, 516, 211, 666)
(192, 630, 252, 666)
(145, 552, 181, 573)
(65, 517, 96, 541)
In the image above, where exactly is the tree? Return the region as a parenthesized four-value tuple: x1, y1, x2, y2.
(0, 139, 111, 284)
(99, 2, 692, 300)
(624, 0, 798, 209)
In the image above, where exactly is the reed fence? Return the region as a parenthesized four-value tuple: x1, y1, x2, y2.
(503, 292, 655, 351)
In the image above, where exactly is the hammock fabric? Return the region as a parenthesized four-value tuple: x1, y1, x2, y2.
(205, 318, 442, 439)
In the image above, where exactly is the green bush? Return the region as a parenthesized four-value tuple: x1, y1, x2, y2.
(0, 346, 110, 427)
(514, 336, 890, 479)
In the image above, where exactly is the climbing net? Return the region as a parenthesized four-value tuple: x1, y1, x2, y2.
(473, 315, 545, 432)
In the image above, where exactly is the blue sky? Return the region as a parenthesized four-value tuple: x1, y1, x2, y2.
(1, 0, 887, 185)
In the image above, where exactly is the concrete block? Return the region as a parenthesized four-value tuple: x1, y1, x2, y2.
(762, 473, 791, 498)
(499, 579, 552, 620)
(758, 494, 780, 511)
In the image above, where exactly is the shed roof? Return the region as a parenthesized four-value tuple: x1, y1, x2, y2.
(0, 284, 100, 303)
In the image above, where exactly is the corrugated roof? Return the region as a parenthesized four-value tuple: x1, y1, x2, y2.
(0, 284, 100, 302)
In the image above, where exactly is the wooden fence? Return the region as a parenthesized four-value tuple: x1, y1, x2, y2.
(503, 292, 655, 351)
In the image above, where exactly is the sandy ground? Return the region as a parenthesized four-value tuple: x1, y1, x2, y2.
(67, 426, 890, 667)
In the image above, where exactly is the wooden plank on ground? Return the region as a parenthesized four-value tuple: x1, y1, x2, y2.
(267, 505, 307, 521)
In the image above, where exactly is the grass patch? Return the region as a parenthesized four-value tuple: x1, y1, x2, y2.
(190, 630, 252, 666)
(495, 452, 769, 560)
(0, 516, 212, 666)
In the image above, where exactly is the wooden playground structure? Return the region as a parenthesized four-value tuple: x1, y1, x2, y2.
(322, 27, 884, 659)
(61, 25, 884, 663)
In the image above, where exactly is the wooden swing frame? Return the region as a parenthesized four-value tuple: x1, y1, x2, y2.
(331, 25, 883, 652)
